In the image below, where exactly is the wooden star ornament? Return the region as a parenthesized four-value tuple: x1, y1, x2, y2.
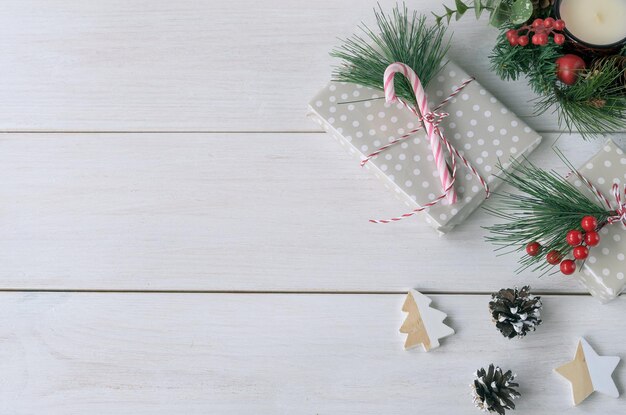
(399, 290, 454, 351)
(555, 338, 620, 405)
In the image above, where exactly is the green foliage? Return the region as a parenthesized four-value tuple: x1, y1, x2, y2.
(535, 56, 626, 139)
(433, 0, 533, 27)
(490, 0, 533, 26)
(331, 4, 450, 107)
(489, 28, 561, 95)
(490, 28, 626, 138)
(484, 157, 613, 274)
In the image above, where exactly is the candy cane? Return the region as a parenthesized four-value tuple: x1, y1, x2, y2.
(383, 62, 457, 204)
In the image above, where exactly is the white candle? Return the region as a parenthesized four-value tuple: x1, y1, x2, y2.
(559, 0, 626, 46)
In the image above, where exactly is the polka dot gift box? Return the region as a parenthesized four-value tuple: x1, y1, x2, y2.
(567, 139, 626, 303)
(307, 61, 543, 234)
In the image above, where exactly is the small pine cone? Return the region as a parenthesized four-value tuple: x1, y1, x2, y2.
(472, 364, 520, 415)
(489, 286, 542, 339)
(588, 98, 606, 109)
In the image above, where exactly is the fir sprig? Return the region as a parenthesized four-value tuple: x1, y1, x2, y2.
(484, 157, 613, 274)
(331, 4, 449, 107)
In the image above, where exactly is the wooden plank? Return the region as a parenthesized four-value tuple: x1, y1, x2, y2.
(0, 0, 565, 132)
(0, 292, 623, 413)
(1, 132, 624, 291)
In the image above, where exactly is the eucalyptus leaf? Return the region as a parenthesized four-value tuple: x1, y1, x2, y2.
(475, 1, 483, 18)
(444, 5, 455, 23)
(484, 0, 503, 8)
(488, 1, 511, 27)
(432, 12, 444, 26)
(454, 0, 469, 16)
(509, 0, 533, 24)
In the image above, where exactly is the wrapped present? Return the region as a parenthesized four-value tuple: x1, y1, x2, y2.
(308, 60, 543, 233)
(567, 139, 626, 303)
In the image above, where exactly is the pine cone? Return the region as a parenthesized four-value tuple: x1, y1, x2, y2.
(472, 364, 520, 415)
(489, 286, 542, 339)
(531, 0, 555, 9)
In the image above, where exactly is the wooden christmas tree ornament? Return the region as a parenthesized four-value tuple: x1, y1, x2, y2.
(399, 290, 454, 351)
(555, 338, 620, 405)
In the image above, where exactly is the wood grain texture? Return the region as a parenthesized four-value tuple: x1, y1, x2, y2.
(1, 132, 624, 291)
(0, 292, 623, 414)
(2, 3, 624, 414)
(0, 0, 568, 132)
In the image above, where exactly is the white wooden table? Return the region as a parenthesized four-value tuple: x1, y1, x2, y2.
(1, 1, 624, 413)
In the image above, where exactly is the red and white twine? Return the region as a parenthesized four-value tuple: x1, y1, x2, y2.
(570, 169, 626, 226)
(362, 62, 489, 224)
(610, 184, 626, 226)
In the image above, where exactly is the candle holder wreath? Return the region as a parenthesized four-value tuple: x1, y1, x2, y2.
(434, 0, 626, 139)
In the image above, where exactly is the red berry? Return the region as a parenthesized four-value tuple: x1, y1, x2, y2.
(585, 231, 601, 247)
(532, 34, 540, 45)
(506, 29, 518, 40)
(573, 245, 589, 260)
(581, 216, 598, 232)
(532, 18, 544, 29)
(517, 35, 529, 46)
(556, 54, 586, 85)
(526, 241, 541, 256)
(546, 250, 562, 265)
(537, 33, 549, 45)
(566, 230, 583, 246)
(553, 33, 565, 45)
(509, 36, 519, 46)
(554, 19, 566, 31)
(543, 17, 555, 28)
(560, 259, 577, 275)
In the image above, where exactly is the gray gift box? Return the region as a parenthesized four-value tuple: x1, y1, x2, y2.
(308, 61, 543, 233)
(567, 139, 626, 303)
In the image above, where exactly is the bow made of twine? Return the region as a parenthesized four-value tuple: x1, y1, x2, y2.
(362, 62, 490, 224)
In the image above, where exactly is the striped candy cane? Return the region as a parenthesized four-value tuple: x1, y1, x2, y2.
(363, 63, 489, 224)
(383, 62, 456, 205)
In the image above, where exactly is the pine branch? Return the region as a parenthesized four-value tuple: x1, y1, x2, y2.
(484, 157, 613, 274)
(535, 56, 626, 139)
(331, 4, 450, 107)
(489, 27, 560, 95)
(490, 28, 626, 139)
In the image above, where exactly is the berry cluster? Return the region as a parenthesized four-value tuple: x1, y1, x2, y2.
(524, 216, 601, 275)
(506, 18, 566, 47)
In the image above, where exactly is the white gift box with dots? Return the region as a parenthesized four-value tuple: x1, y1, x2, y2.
(568, 139, 626, 303)
(308, 61, 543, 234)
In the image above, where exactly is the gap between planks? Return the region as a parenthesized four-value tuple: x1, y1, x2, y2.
(0, 288, 606, 296)
(1, 130, 625, 135)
